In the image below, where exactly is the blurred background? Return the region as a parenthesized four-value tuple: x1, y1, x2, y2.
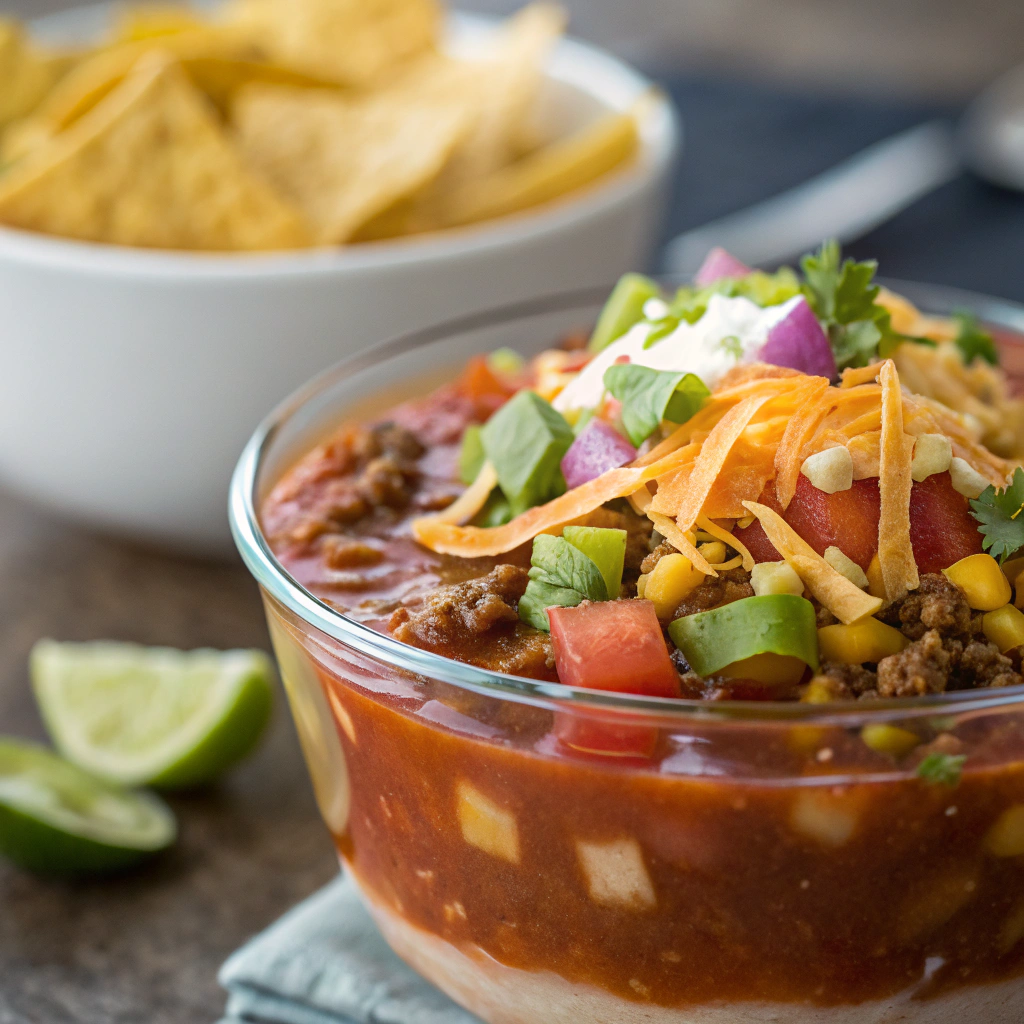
(13, 0, 1024, 100)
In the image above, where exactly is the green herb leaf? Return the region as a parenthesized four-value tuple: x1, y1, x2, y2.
(529, 534, 608, 600)
(603, 363, 710, 447)
(519, 580, 583, 631)
(916, 752, 966, 788)
(969, 466, 1024, 563)
(481, 390, 574, 516)
(589, 273, 662, 353)
(459, 425, 485, 486)
(954, 310, 999, 366)
(800, 240, 908, 370)
(519, 534, 608, 630)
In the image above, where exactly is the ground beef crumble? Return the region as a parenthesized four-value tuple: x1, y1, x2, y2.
(880, 573, 973, 641)
(389, 565, 555, 680)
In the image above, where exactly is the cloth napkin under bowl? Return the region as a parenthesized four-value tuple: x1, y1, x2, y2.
(218, 875, 481, 1024)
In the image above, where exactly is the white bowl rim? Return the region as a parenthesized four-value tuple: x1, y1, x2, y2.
(0, 6, 679, 280)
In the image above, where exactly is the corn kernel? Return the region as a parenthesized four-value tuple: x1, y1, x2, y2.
(645, 553, 701, 619)
(802, 678, 837, 704)
(824, 546, 869, 589)
(985, 805, 1024, 858)
(636, 573, 648, 599)
(718, 653, 807, 686)
(910, 433, 953, 482)
(801, 446, 854, 494)
(1017, 569, 1024, 611)
(1000, 555, 1024, 586)
(983, 604, 1024, 652)
(791, 790, 859, 847)
(751, 560, 804, 597)
(949, 457, 990, 499)
(457, 781, 520, 864)
(697, 540, 727, 564)
(866, 553, 886, 599)
(576, 837, 656, 911)
(944, 553, 1012, 611)
(736, 514, 755, 530)
(818, 618, 907, 664)
(861, 723, 920, 757)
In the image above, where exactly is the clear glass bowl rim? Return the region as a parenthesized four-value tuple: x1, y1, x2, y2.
(230, 276, 1024, 724)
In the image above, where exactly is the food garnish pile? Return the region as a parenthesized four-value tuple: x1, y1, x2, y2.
(264, 243, 1024, 710)
(0, 0, 637, 250)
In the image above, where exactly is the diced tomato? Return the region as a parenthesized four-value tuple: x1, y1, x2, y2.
(548, 600, 681, 697)
(457, 356, 519, 419)
(734, 472, 982, 574)
(908, 471, 984, 572)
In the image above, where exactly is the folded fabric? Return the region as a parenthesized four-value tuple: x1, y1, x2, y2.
(218, 873, 481, 1024)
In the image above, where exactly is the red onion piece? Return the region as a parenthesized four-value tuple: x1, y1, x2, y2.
(758, 297, 837, 378)
(561, 420, 637, 489)
(693, 247, 752, 286)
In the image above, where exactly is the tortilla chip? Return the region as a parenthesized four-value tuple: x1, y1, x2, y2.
(233, 60, 481, 243)
(0, 19, 75, 129)
(444, 109, 638, 227)
(222, 0, 441, 88)
(742, 501, 883, 624)
(433, 462, 497, 525)
(697, 514, 755, 571)
(113, 5, 210, 43)
(356, 3, 565, 239)
(877, 359, 920, 602)
(0, 53, 311, 251)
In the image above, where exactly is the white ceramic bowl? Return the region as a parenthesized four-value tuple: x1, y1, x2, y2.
(0, 5, 678, 555)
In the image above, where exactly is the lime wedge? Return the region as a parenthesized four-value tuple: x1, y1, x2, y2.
(0, 739, 176, 874)
(31, 640, 274, 790)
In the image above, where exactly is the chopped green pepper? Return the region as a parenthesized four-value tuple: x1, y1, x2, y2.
(563, 526, 626, 599)
(588, 273, 662, 353)
(481, 390, 574, 516)
(668, 595, 819, 677)
(459, 425, 485, 485)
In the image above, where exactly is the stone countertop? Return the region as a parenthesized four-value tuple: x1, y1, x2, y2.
(0, 489, 338, 1024)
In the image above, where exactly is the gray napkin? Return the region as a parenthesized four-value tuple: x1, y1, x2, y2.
(218, 874, 482, 1024)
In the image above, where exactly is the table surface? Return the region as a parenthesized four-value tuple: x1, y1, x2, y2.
(0, 487, 338, 1024)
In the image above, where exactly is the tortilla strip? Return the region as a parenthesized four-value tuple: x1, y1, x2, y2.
(413, 442, 695, 556)
(647, 512, 717, 576)
(427, 461, 497, 526)
(877, 360, 920, 602)
(773, 377, 831, 509)
(651, 395, 772, 526)
(742, 501, 883, 623)
(840, 364, 883, 388)
(697, 514, 754, 571)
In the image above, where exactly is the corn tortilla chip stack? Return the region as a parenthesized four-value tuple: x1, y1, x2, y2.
(222, 0, 441, 87)
(357, 3, 565, 238)
(233, 57, 483, 243)
(0, 53, 311, 251)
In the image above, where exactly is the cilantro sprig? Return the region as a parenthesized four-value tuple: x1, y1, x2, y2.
(969, 466, 1024, 564)
(799, 241, 909, 370)
(519, 534, 607, 631)
(916, 752, 966, 788)
(953, 310, 999, 366)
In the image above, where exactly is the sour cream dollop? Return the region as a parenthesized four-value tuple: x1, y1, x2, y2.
(553, 294, 802, 413)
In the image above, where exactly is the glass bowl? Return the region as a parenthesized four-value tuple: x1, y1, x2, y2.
(231, 282, 1024, 1024)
